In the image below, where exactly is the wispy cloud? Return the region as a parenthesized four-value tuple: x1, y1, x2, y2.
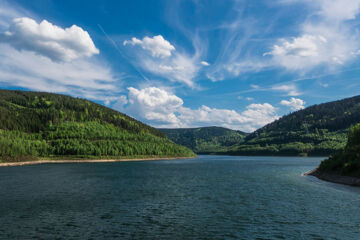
(163, 0, 360, 84)
(267, 0, 360, 71)
(123, 34, 206, 88)
(271, 84, 301, 96)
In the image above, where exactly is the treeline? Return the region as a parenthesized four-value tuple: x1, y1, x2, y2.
(160, 127, 247, 153)
(253, 95, 360, 135)
(230, 130, 347, 156)
(0, 90, 195, 162)
(0, 89, 164, 137)
(230, 95, 360, 156)
(319, 124, 360, 177)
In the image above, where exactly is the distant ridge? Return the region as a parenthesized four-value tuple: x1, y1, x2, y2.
(159, 126, 247, 154)
(161, 95, 360, 157)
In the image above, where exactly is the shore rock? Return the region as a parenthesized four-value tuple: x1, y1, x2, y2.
(304, 168, 360, 187)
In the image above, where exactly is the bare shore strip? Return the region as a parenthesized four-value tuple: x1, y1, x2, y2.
(0, 156, 196, 167)
(303, 168, 360, 187)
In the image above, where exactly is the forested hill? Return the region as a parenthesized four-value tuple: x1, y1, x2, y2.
(159, 127, 247, 154)
(0, 89, 195, 162)
(318, 123, 360, 178)
(231, 95, 360, 156)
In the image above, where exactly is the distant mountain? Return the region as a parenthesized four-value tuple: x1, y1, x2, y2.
(231, 95, 360, 156)
(0, 89, 195, 162)
(159, 127, 248, 154)
(160, 95, 360, 157)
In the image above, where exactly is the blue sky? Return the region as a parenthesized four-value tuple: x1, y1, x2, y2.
(1, 0, 360, 132)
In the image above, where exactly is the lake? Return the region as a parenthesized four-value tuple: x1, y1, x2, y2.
(0, 155, 359, 239)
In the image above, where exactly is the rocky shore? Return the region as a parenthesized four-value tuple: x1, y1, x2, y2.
(304, 168, 360, 187)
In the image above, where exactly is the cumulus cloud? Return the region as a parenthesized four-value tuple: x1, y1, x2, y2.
(265, 34, 325, 57)
(0, 13, 119, 104)
(0, 44, 117, 98)
(124, 87, 183, 124)
(123, 35, 175, 58)
(117, 86, 279, 132)
(271, 84, 301, 96)
(264, 32, 353, 69)
(280, 97, 306, 111)
(0, 17, 99, 62)
(124, 35, 201, 87)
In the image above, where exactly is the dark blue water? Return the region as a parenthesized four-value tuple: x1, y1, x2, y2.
(0, 155, 360, 239)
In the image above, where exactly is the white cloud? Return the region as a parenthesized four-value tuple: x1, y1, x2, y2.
(201, 61, 210, 66)
(117, 86, 279, 132)
(0, 44, 117, 97)
(123, 35, 175, 58)
(271, 84, 301, 96)
(246, 97, 254, 101)
(265, 32, 355, 70)
(0, 2, 24, 28)
(142, 53, 199, 87)
(177, 103, 278, 132)
(268, 0, 360, 70)
(0, 7, 120, 104)
(265, 35, 325, 58)
(208, 59, 270, 81)
(309, 0, 360, 21)
(279, 0, 360, 21)
(125, 87, 183, 124)
(280, 97, 306, 111)
(0, 17, 99, 62)
(124, 35, 200, 87)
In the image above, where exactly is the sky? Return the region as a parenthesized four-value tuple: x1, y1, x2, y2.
(1, 0, 360, 132)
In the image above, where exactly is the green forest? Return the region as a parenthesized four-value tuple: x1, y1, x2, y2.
(318, 124, 360, 177)
(162, 95, 360, 157)
(0, 89, 195, 162)
(2, 89, 360, 163)
(160, 127, 247, 154)
(230, 95, 360, 156)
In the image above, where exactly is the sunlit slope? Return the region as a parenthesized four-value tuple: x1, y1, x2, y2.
(231, 95, 360, 156)
(0, 89, 195, 162)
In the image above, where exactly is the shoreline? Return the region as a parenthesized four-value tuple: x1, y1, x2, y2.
(303, 168, 360, 187)
(0, 156, 196, 167)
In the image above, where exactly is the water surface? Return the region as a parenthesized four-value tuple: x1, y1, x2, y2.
(0, 155, 359, 239)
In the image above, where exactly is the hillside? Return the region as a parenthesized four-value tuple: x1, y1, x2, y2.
(230, 95, 360, 156)
(159, 127, 247, 154)
(0, 89, 195, 162)
(318, 124, 360, 178)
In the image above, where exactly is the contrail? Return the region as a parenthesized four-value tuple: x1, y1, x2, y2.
(97, 24, 150, 82)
